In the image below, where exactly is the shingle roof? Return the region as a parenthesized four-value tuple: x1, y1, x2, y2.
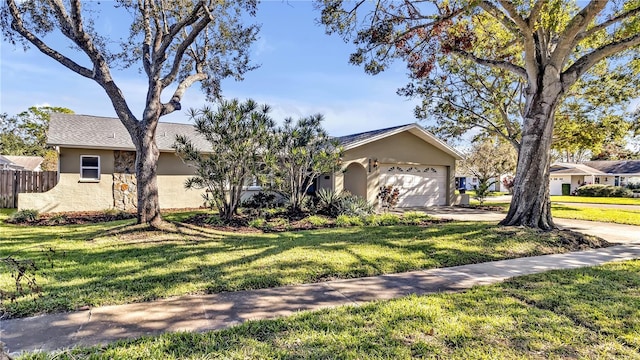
(0, 155, 23, 170)
(550, 161, 640, 176)
(48, 114, 211, 152)
(48, 115, 462, 159)
(550, 163, 606, 175)
(583, 160, 640, 175)
(1, 156, 44, 171)
(336, 123, 463, 160)
(335, 124, 410, 148)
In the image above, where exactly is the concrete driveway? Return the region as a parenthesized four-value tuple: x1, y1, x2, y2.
(421, 207, 640, 244)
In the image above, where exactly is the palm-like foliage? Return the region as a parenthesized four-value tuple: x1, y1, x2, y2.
(174, 99, 276, 220)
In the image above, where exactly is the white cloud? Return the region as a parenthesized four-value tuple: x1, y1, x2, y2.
(254, 36, 275, 57)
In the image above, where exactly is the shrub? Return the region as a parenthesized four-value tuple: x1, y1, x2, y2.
(267, 217, 290, 229)
(502, 176, 515, 194)
(204, 215, 225, 226)
(363, 214, 380, 226)
(626, 183, 640, 190)
(576, 184, 633, 198)
(47, 214, 68, 225)
(303, 215, 330, 227)
(335, 193, 374, 217)
(612, 187, 633, 197)
(243, 192, 280, 209)
(248, 218, 267, 228)
(377, 185, 400, 211)
(335, 215, 364, 227)
(9, 209, 39, 223)
(314, 188, 342, 216)
(376, 213, 401, 226)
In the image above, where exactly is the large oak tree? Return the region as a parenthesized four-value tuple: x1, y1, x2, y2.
(1, 0, 259, 226)
(319, 0, 640, 230)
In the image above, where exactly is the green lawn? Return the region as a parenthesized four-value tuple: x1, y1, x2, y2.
(0, 213, 606, 319)
(551, 196, 640, 205)
(552, 204, 640, 225)
(20, 260, 640, 359)
(469, 201, 640, 226)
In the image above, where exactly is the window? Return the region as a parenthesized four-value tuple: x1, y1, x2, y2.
(80, 155, 100, 180)
(594, 177, 600, 184)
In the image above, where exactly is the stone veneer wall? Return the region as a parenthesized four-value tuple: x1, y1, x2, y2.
(113, 150, 137, 211)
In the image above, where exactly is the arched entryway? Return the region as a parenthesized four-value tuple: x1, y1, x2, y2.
(343, 162, 367, 199)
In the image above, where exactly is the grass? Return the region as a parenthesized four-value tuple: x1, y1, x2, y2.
(552, 204, 640, 225)
(0, 212, 606, 319)
(19, 260, 640, 359)
(0, 208, 15, 221)
(457, 190, 507, 197)
(551, 195, 640, 205)
(469, 201, 640, 226)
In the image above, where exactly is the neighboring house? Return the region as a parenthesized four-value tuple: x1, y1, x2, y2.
(321, 124, 463, 207)
(0, 155, 44, 171)
(454, 173, 512, 192)
(549, 160, 640, 195)
(19, 115, 462, 212)
(0, 155, 22, 170)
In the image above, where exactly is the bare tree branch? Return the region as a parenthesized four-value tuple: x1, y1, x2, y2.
(452, 49, 527, 79)
(6, 0, 93, 78)
(550, 0, 608, 68)
(577, 5, 640, 41)
(160, 16, 210, 88)
(161, 73, 208, 116)
(563, 33, 640, 87)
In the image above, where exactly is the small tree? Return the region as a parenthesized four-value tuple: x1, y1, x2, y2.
(474, 181, 493, 206)
(0, 106, 73, 170)
(461, 139, 517, 205)
(277, 115, 342, 212)
(174, 99, 276, 221)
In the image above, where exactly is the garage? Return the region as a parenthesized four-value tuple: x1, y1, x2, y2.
(549, 175, 570, 196)
(379, 165, 447, 207)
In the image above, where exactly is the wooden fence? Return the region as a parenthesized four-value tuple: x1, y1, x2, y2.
(0, 170, 58, 208)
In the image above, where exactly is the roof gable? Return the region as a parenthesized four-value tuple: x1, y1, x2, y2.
(48, 114, 211, 152)
(336, 123, 463, 160)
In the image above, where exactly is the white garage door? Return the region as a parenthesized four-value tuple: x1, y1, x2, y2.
(549, 176, 569, 196)
(380, 165, 447, 207)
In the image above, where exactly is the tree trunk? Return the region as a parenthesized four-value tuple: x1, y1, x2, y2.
(135, 125, 162, 227)
(500, 68, 562, 230)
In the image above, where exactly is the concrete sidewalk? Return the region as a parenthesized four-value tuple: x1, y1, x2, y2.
(3, 244, 640, 355)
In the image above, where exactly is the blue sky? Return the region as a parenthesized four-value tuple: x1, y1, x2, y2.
(0, 1, 422, 137)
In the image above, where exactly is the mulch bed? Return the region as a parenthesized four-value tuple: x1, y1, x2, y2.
(182, 213, 452, 233)
(6, 211, 136, 226)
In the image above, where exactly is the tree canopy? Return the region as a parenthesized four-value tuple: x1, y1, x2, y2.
(0, 106, 74, 170)
(1, 0, 260, 226)
(319, 0, 640, 230)
(459, 139, 517, 204)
